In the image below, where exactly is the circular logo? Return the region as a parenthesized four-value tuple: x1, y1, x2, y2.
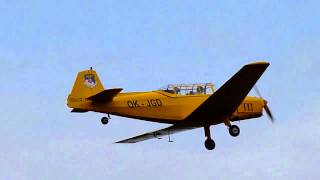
(84, 74, 96, 88)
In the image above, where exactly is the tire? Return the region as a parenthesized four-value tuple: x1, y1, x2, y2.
(101, 117, 109, 125)
(204, 138, 215, 150)
(229, 125, 240, 137)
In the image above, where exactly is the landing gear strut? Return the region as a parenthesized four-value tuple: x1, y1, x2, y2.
(204, 126, 215, 150)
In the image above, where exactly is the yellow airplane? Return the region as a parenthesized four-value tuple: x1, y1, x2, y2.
(67, 62, 273, 150)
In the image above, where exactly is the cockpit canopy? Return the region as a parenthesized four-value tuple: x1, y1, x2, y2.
(159, 83, 214, 95)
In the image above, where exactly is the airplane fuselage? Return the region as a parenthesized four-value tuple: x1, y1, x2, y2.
(69, 90, 265, 125)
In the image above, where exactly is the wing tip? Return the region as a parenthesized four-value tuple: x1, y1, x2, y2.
(114, 141, 135, 144)
(247, 61, 270, 66)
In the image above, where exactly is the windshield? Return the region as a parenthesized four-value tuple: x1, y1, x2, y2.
(159, 83, 214, 95)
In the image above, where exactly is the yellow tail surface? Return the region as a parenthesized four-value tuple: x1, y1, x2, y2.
(67, 68, 104, 109)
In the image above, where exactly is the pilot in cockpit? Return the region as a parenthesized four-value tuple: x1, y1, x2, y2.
(188, 90, 194, 95)
(173, 87, 180, 94)
(196, 86, 204, 94)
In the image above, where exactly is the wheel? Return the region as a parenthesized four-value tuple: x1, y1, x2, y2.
(204, 138, 215, 150)
(229, 125, 240, 137)
(101, 117, 109, 125)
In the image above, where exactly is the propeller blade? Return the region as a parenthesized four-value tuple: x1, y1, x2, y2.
(264, 105, 274, 123)
(255, 85, 274, 123)
(254, 86, 262, 98)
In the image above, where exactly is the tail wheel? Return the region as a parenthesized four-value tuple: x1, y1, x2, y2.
(204, 138, 215, 150)
(101, 117, 109, 125)
(229, 125, 240, 137)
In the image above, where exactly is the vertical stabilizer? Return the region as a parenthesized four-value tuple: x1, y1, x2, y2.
(67, 68, 104, 108)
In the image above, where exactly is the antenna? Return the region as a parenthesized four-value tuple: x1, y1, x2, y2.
(168, 129, 174, 143)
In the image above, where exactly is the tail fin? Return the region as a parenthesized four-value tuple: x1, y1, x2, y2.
(67, 68, 104, 108)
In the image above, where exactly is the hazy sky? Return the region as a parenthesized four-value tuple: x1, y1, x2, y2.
(1, 0, 320, 179)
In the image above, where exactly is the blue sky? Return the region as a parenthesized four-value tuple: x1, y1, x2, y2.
(1, 0, 320, 179)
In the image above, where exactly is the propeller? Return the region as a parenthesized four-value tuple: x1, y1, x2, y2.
(254, 86, 274, 123)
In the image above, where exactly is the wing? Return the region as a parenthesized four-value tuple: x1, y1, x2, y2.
(185, 61, 270, 123)
(115, 125, 198, 143)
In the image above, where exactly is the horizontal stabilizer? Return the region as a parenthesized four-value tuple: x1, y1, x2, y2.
(87, 88, 123, 102)
(71, 108, 88, 113)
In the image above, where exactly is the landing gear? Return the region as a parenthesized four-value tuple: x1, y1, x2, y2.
(101, 117, 109, 125)
(224, 119, 240, 137)
(229, 125, 240, 137)
(204, 126, 215, 150)
(101, 114, 111, 125)
(204, 138, 215, 150)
